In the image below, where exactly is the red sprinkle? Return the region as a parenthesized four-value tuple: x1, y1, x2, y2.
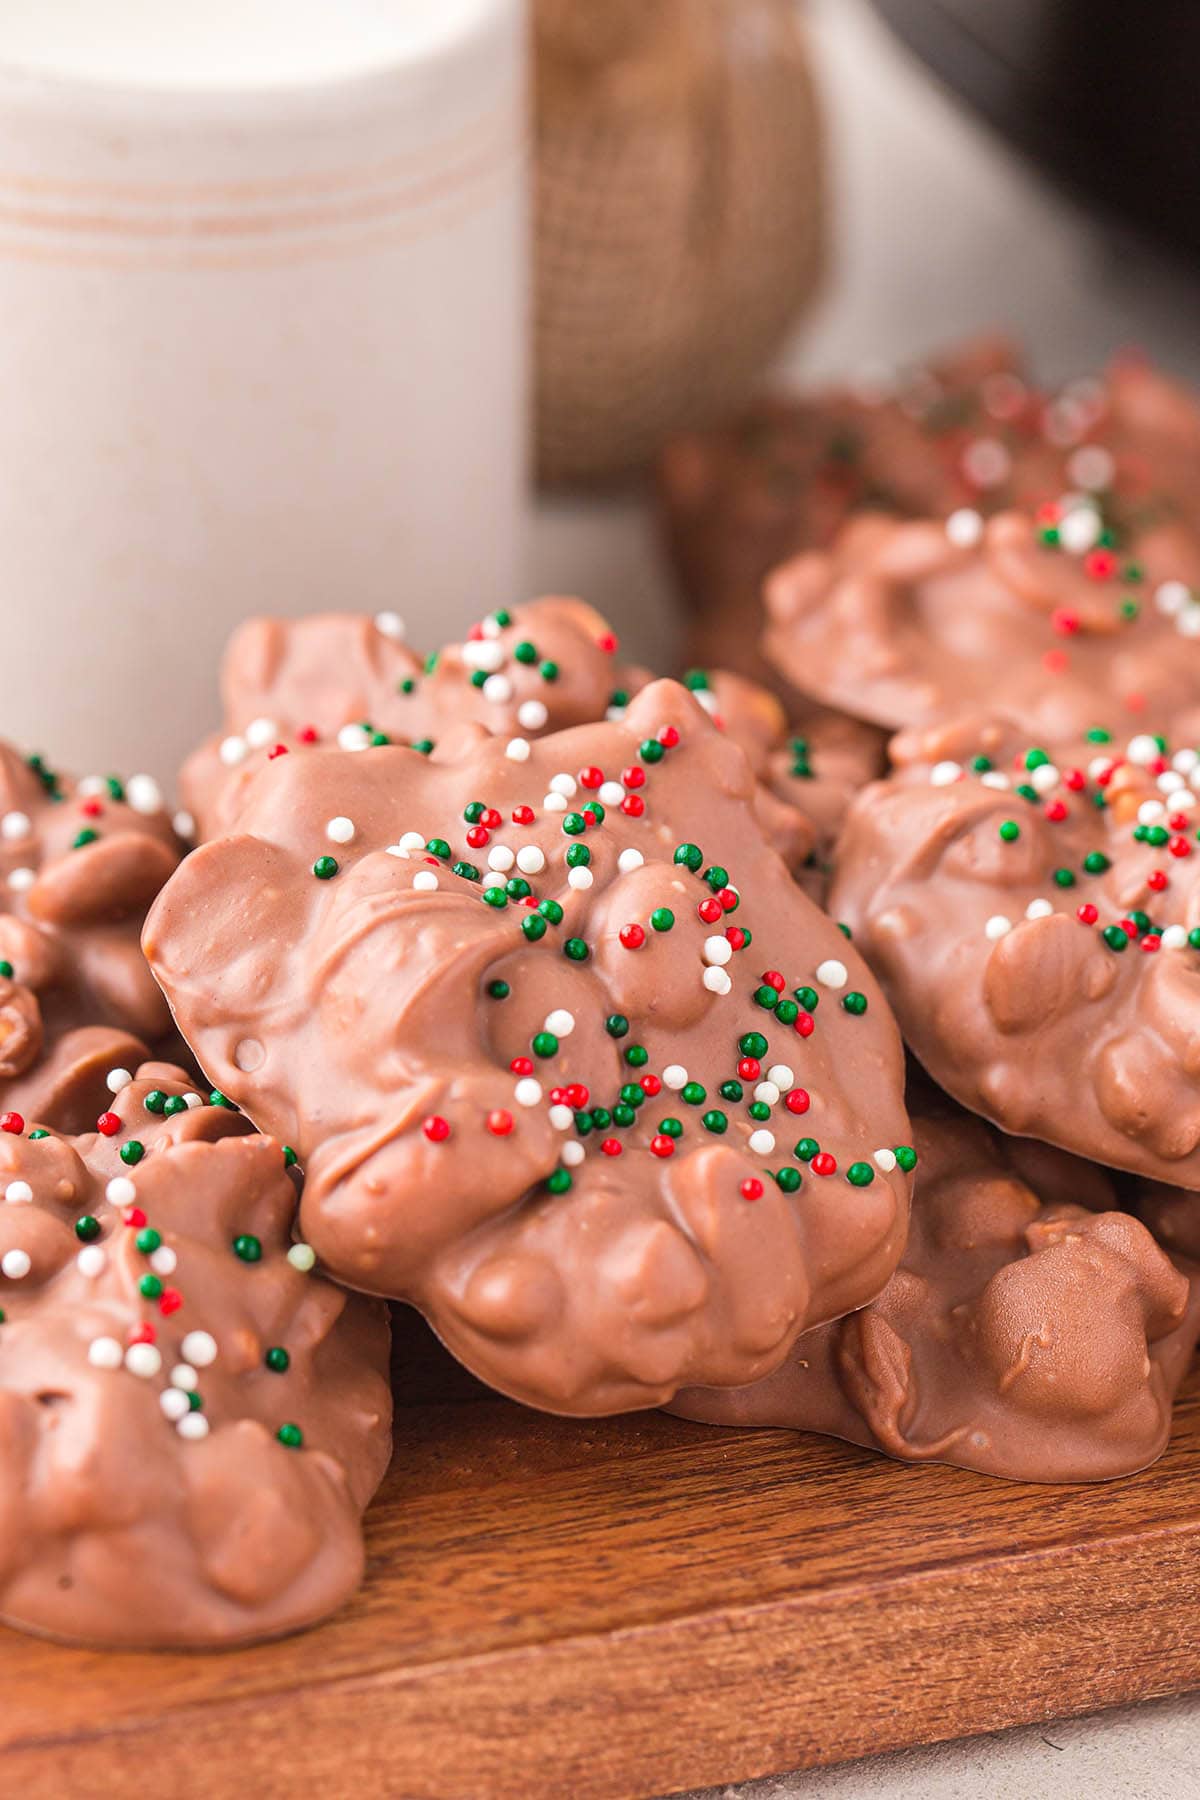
(657, 725, 681, 749)
(465, 826, 490, 849)
(1051, 609, 1080, 636)
(122, 1207, 147, 1229)
(622, 765, 646, 790)
(564, 1084, 590, 1109)
(512, 805, 535, 826)
(724, 926, 747, 951)
(793, 1012, 816, 1038)
(810, 1152, 837, 1177)
(1062, 768, 1086, 791)
(740, 1177, 763, 1202)
(297, 725, 319, 744)
(596, 632, 619, 655)
(784, 1088, 811, 1115)
(268, 743, 289, 760)
(1043, 649, 1070, 675)
(1083, 548, 1117, 580)
(619, 923, 646, 950)
(578, 766, 603, 790)
(639, 1074, 662, 1097)
(1141, 934, 1162, 953)
(1119, 918, 1138, 939)
(81, 797, 103, 817)
(158, 1289, 183, 1316)
(697, 898, 723, 925)
(422, 1115, 451, 1143)
(486, 1109, 514, 1136)
(482, 808, 502, 830)
(760, 970, 785, 992)
(1077, 903, 1099, 925)
(716, 887, 739, 913)
(650, 1135, 675, 1158)
(0, 1112, 23, 1134)
(600, 1138, 622, 1156)
(1148, 870, 1168, 892)
(95, 1112, 121, 1138)
(1168, 813, 1189, 831)
(621, 794, 645, 818)
(127, 1322, 156, 1345)
(1169, 836, 1192, 859)
(737, 1058, 761, 1082)
(510, 1056, 534, 1076)
(1044, 799, 1068, 823)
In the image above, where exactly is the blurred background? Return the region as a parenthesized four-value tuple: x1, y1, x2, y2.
(5, 0, 1200, 769)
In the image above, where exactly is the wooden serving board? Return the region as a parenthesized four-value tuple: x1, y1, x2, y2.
(4, 1310, 1200, 1800)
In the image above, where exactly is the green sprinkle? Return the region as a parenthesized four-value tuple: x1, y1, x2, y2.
(139, 1274, 163, 1299)
(0, 961, 11, 980)
(624, 1044, 649, 1068)
(658, 1117, 683, 1138)
(998, 820, 1020, 843)
(143, 1089, 167, 1115)
(753, 985, 779, 1010)
(794, 1138, 819, 1162)
(233, 1234, 263, 1263)
(265, 1347, 290, 1373)
(842, 992, 868, 1015)
(120, 1141, 144, 1167)
(1084, 851, 1111, 874)
(538, 899, 564, 925)
(681, 1082, 706, 1105)
(522, 915, 547, 942)
(738, 1032, 768, 1059)
(452, 861, 479, 881)
(894, 1146, 918, 1172)
(702, 1110, 728, 1133)
(532, 1032, 558, 1058)
(163, 1095, 187, 1116)
(613, 1104, 636, 1127)
(1085, 727, 1112, 744)
(703, 865, 729, 891)
(775, 1167, 802, 1193)
(547, 1167, 571, 1193)
(313, 856, 338, 880)
(563, 937, 590, 961)
(411, 739, 434, 756)
(493, 609, 512, 628)
(682, 670, 710, 691)
(277, 1424, 303, 1449)
(1024, 748, 1050, 770)
(483, 886, 508, 908)
(505, 876, 531, 899)
(539, 660, 559, 683)
(748, 1102, 771, 1123)
(426, 838, 451, 859)
(639, 739, 665, 764)
(1189, 929, 1200, 951)
(74, 1215, 101, 1242)
(487, 979, 510, 1000)
(566, 843, 591, 867)
(72, 828, 98, 850)
(605, 1014, 629, 1038)
(846, 1162, 875, 1187)
(135, 1227, 162, 1254)
(28, 1129, 49, 1140)
(970, 755, 993, 772)
(283, 1146, 298, 1168)
(673, 843, 704, 871)
(794, 986, 818, 1010)
(562, 813, 586, 836)
(719, 1080, 744, 1102)
(775, 1001, 799, 1026)
(1102, 924, 1128, 951)
(513, 640, 537, 664)
(650, 907, 675, 932)
(1053, 868, 1076, 887)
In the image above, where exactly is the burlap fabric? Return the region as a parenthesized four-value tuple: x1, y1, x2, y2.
(536, 0, 825, 484)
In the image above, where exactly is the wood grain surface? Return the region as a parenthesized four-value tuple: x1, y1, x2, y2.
(3, 1307, 1199, 1800)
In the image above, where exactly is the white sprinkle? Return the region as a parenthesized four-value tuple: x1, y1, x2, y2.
(1025, 899, 1053, 920)
(605, 704, 626, 722)
(695, 689, 719, 716)
(517, 846, 545, 875)
(183, 1092, 203, 1111)
(505, 737, 531, 762)
(173, 810, 196, 840)
(702, 935, 732, 966)
(325, 816, 355, 844)
(77, 776, 106, 798)
(105, 1176, 136, 1208)
(219, 735, 247, 767)
(1156, 580, 1191, 617)
(1088, 756, 1114, 782)
(374, 610, 406, 640)
(517, 700, 548, 731)
(398, 830, 426, 853)
(181, 1330, 218, 1368)
(767, 1064, 794, 1089)
(77, 1245, 106, 1276)
(1057, 505, 1102, 554)
(545, 1008, 574, 1037)
(125, 1342, 162, 1378)
(0, 811, 31, 840)
(287, 1244, 316, 1273)
(945, 508, 983, 548)
(663, 1065, 688, 1090)
(549, 773, 577, 799)
(243, 719, 276, 752)
(150, 1246, 177, 1276)
(125, 774, 166, 815)
(984, 915, 1013, 940)
(177, 1413, 210, 1441)
(514, 1078, 543, 1108)
(482, 872, 506, 893)
(561, 1141, 585, 1167)
(1162, 925, 1189, 949)
(1, 1248, 30, 1279)
(337, 723, 371, 751)
(4, 1180, 31, 1204)
(481, 613, 503, 639)
(873, 1148, 898, 1173)
(979, 772, 1010, 791)
(462, 637, 504, 672)
(815, 959, 847, 988)
(598, 782, 625, 806)
(754, 1082, 780, 1106)
(1030, 763, 1060, 795)
(7, 867, 34, 893)
(929, 761, 962, 787)
(1138, 799, 1166, 825)
(1127, 735, 1160, 766)
(1158, 772, 1185, 794)
(88, 1336, 123, 1369)
(703, 966, 732, 995)
(160, 1388, 191, 1422)
(1067, 444, 1115, 492)
(543, 793, 568, 813)
(567, 866, 593, 890)
(748, 1129, 776, 1156)
(412, 871, 439, 893)
(1178, 607, 1200, 639)
(170, 1362, 199, 1390)
(617, 848, 644, 874)
(487, 845, 515, 872)
(548, 1104, 573, 1131)
(483, 674, 513, 704)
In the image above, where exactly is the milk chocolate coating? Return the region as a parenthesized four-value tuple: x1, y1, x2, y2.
(764, 504, 1200, 743)
(0, 742, 184, 1132)
(658, 340, 1200, 688)
(146, 680, 914, 1416)
(180, 596, 636, 842)
(0, 1061, 391, 1648)
(673, 1103, 1200, 1483)
(829, 716, 1200, 1184)
(690, 669, 886, 900)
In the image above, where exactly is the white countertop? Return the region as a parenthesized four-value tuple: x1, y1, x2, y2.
(530, 3, 1200, 1793)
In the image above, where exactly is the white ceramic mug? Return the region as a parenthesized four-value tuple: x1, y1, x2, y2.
(0, 0, 528, 778)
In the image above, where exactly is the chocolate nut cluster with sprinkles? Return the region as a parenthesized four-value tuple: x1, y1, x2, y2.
(763, 503, 1200, 746)
(0, 1060, 391, 1647)
(144, 679, 914, 1416)
(673, 1097, 1200, 1483)
(657, 339, 1200, 689)
(0, 737, 185, 1133)
(830, 714, 1200, 1184)
(179, 595, 642, 842)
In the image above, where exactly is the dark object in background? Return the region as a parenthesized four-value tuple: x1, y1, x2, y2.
(873, 0, 1200, 265)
